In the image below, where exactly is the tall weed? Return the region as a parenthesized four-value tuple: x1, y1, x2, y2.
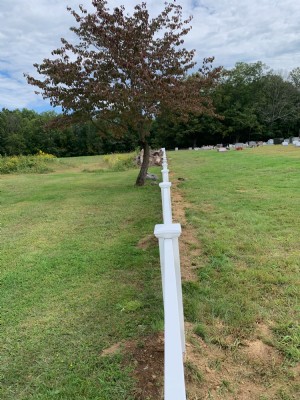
(0, 152, 56, 174)
(103, 152, 136, 171)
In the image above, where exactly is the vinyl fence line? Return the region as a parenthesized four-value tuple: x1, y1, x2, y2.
(154, 148, 186, 400)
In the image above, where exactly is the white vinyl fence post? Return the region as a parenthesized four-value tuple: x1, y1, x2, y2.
(159, 182, 172, 225)
(158, 237, 165, 301)
(154, 223, 186, 400)
(172, 236, 185, 353)
(162, 166, 169, 183)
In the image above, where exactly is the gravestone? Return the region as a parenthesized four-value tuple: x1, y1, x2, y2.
(274, 138, 284, 145)
(235, 143, 245, 149)
(136, 149, 163, 166)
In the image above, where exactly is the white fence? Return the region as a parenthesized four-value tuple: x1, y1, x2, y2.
(154, 148, 186, 400)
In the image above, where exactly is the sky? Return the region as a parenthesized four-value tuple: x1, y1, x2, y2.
(1, 0, 300, 112)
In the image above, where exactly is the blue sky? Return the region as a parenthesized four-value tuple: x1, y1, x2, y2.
(1, 0, 300, 112)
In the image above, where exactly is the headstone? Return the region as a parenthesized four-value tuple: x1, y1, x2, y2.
(136, 149, 163, 166)
(146, 173, 158, 180)
(295, 141, 300, 147)
(267, 139, 274, 145)
(175, 147, 179, 151)
(218, 147, 227, 152)
(282, 142, 289, 146)
(189, 147, 192, 150)
(274, 137, 284, 145)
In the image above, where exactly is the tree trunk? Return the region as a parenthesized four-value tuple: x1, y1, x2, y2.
(193, 136, 197, 149)
(135, 140, 150, 186)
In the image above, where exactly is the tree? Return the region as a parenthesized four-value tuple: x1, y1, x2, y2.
(258, 73, 300, 133)
(0, 109, 27, 155)
(26, 0, 221, 185)
(289, 67, 300, 90)
(213, 62, 267, 142)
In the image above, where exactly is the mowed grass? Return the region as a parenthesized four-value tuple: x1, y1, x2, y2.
(170, 146, 300, 364)
(1, 147, 300, 399)
(0, 157, 163, 400)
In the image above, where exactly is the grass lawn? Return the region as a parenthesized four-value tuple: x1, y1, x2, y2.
(1, 146, 299, 399)
(0, 157, 163, 400)
(170, 146, 299, 399)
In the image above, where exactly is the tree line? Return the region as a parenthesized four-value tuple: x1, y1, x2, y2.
(151, 62, 300, 148)
(0, 108, 139, 157)
(2, 61, 300, 157)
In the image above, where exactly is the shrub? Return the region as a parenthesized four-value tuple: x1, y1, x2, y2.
(0, 152, 56, 174)
(35, 150, 56, 160)
(103, 152, 136, 171)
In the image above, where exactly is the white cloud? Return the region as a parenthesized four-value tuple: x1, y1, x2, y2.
(1, 0, 300, 111)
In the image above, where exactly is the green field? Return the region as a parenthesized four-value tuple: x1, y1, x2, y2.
(171, 146, 299, 399)
(0, 159, 163, 400)
(1, 147, 299, 399)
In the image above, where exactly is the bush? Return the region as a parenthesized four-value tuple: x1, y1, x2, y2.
(103, 152, 136, 171)
(0, 152, 56, 174)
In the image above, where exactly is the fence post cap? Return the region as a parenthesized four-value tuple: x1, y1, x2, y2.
(159, 182, 172, 189)
(154, 223, 181, 238)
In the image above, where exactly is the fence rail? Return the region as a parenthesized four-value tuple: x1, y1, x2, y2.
(154, 148, 186, 400)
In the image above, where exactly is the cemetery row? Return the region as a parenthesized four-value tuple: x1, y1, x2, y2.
(174, 137, 300, 152)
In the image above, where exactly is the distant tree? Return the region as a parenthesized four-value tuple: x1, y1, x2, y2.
(289, 67, 300, 90)
(0, 109, 27, 155)
(151, 109, 223, 149)
(258, 73, 300, 133)
(26, 0, 221, 185)
(214, 62, 267, 142)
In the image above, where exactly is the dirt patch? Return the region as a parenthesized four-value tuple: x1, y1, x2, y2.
(184, 323, 285, 400)
(171, 180, 200, 281)
(101, 334, 164, 399)
(125, 333, 164, 400)
(101, 341, 123, 356)
(242, 339, 282, 365)
(255, 321, 273, 339)
(137, 234, 157, 250)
